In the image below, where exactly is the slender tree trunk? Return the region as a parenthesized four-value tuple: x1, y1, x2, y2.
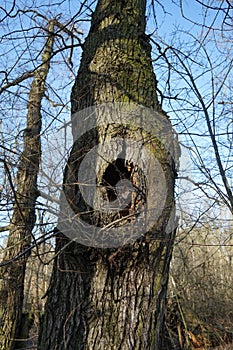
(39, 1, 177, 349)
(0, 20, 55, 350)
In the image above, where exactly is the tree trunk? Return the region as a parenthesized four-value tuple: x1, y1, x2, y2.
(39, 1, 177, 349)
(0, 20, 55, 350)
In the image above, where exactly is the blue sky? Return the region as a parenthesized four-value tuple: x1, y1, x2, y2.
(0, 1, 232, 244)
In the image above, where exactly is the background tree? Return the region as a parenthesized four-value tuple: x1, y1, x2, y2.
(150, 2, 233, 346)
(152, 0, 233, 217)
(0, 19, 56, 350)
(0, 3, 83, 348)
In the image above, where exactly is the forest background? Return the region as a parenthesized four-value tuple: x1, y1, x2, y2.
(0, 0, 232, 349)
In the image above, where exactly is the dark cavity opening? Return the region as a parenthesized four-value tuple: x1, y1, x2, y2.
(101, 158, 132, 202)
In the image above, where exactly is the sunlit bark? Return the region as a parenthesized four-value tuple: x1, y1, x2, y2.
(39, 2, 176, 349)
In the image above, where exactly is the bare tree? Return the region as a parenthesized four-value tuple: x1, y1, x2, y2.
(0, 19, 55, 350)
(0, 4, 83, 348)
(39, 1, 178, 349)
(152, 0, 233, 218)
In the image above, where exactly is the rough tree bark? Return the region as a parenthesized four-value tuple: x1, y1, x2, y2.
(39, 1, 177, 349)
(0, 20, 55, 350)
